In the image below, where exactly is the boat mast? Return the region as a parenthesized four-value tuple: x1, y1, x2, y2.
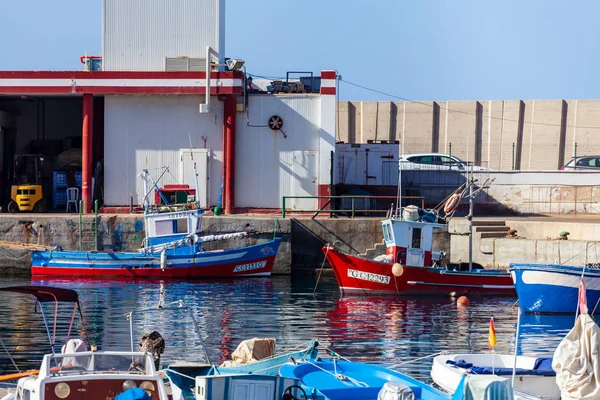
(396, 156, 402, 219)
(468, 166, 473, 272)
(189, 133, 201, 209)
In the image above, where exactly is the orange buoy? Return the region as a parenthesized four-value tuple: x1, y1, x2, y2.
(444, 193, 461, 214)
(392, 263, 404, 277)
(457, 296, 470, 306)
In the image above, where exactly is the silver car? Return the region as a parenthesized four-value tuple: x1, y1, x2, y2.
(399, 153, 488, 171)
(561, 156, 600, 170)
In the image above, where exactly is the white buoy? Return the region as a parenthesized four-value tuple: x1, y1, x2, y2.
(160, 250, 167, 271)
(392, 263, 404, 277)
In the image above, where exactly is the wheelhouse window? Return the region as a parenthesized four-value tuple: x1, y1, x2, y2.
(154, 218, 189, 236)
(411, 228, 421, 249)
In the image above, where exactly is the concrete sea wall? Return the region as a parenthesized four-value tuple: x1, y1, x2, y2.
(449, 218, 600, 269)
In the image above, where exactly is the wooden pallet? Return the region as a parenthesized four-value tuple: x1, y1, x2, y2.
(0, 240, 52, 251)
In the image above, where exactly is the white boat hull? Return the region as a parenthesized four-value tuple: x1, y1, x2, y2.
(431, 353, 560, 400)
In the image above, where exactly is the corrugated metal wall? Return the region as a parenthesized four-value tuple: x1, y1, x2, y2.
(104, 95, 223, 206)
(235, 95, 322, 209)
(102, 0, 223, 71)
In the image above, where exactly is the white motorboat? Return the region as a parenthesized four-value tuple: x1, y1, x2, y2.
(1, 350, 169, 400)
(0, 286, 169, 400)
(431, 353, 560, 400)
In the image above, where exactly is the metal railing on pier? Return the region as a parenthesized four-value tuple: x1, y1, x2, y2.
(281, 195, 425, 218)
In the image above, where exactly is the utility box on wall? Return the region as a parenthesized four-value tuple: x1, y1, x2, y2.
(180, 148, 209, 208)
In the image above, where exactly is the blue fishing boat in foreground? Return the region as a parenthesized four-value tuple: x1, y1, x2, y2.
(279, 358, 458, 400)
(510, 263, 600, 313)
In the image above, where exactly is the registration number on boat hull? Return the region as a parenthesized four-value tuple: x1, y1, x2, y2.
(233, 261, 267, 273)
(347, 268, 391, 284)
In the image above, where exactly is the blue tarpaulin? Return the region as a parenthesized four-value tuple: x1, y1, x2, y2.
(115, 388, 151, 400)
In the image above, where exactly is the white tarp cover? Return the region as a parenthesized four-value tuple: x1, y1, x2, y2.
(463, 375, 513, 400)
(219, 338, 276, 368)
(553, 313, 600, 400)
(60, 338, 89, 367)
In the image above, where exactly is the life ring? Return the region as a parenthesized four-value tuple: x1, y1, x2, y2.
(444, 193, 461, 214)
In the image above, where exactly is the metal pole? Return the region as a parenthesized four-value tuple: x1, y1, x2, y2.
(330, 150, 334, 218)
(282, 197, 286, 218)
(94, 200, 98, 251)
(511, 310, 522, 389)
(469, 171, 473, 272)
(128, 312, 134, 352)
(79, 200, 83, 251)
(351, 197, 355, 218)
(512, 142, 515, 170)
(39, 305, 56, 355)
(574, 142, 578, 170)
(449, 142, 452, 159)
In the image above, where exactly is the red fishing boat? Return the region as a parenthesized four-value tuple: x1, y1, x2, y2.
(323, 205, 515, 296)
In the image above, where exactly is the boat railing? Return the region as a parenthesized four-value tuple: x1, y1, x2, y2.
(281, 195, 425, 218)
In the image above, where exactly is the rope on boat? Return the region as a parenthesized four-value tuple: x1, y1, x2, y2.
(386, 351, 449, 369)
(160, 367, 197, 381)
(593, 298, 600, 316)
(303, 359, 369, 388)
(559, 241, 598, 266)
(511, 299, 519, 310)
(313, 245, 330, 295)
(0, 338, 20, 373)
(247, 347, 315, 375)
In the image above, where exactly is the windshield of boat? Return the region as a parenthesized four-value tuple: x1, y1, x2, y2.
(47, 352, 153, 375)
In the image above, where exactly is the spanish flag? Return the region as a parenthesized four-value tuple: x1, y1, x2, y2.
(488, 317, 497, 349)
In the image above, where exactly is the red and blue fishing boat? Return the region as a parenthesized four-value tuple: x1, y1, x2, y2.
(30, 169, 282, 278)
(324, 200, 514, 296)
(31, 208, 282, 278)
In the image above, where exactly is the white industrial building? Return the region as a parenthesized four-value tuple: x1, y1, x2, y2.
(0, 0, 336, 214)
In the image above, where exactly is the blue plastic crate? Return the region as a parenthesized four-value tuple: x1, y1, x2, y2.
(75, 172, 82, 187)
(53, 171, 67, 188)
(53, 191, 67, 208)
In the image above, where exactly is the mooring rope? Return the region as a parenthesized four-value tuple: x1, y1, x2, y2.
(0, 247, 32, 261)
(302, 359, 369, 388)
(387, 350, 449, 369)
(313, 245, 330, 295)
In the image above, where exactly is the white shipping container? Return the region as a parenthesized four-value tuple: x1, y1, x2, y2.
(335, 143, 400, 185)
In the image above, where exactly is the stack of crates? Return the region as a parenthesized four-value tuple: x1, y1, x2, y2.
(53, 170, 82, 209)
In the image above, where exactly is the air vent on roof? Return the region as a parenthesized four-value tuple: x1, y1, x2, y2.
(165, 57, 206, 72)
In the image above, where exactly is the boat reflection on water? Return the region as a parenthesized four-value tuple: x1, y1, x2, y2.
(28, 276, 285, 367)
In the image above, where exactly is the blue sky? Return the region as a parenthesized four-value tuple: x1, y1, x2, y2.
(1, 0, 599, 101)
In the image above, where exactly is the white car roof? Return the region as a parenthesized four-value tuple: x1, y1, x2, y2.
(400, 153, 458, 159)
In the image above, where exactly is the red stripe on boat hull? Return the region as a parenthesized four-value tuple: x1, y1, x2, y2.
(324, 246, 514, 296)
(32, 256, 276, 278)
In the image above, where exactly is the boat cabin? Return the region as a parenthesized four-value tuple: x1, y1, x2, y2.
(381, 218, 445, 267)
(145, 209, 203, 247)
(11, 351, 168, 400)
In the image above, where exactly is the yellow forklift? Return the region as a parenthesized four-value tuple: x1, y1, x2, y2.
(7, 154, 46, 213)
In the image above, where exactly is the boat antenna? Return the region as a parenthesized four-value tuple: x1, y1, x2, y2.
(188, 133, 201, 209)
(468, 163, 473, 273)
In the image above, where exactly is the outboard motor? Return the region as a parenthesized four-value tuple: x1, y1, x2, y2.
(138, 331, 165, 370)
(377, 382, 416, 400)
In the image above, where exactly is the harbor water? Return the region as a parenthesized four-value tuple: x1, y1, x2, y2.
(0, 275, 578, 383)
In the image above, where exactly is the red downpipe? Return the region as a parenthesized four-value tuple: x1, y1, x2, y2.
(221, 111, 228, 212)
(224, 95, 236, 214)
(82, 94, 93, 213)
